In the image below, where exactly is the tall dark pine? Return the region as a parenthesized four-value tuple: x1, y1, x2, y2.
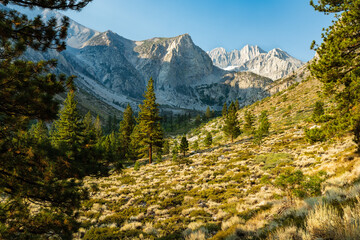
(223, 102, 241, 142)
(310, 0, 360, 148)
(235, 99, 240, 111)
(51, 92, 86, 173)
(119, 104, 135, 161)
(222, 102, 228, 118)
(0, 1, 93, 239)
(137, 78, 163, 164)
(179, 135, 189, 156)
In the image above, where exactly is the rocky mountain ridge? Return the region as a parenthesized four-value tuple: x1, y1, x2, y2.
(208, 45, 304, 80)
(8, 5, 305, 112)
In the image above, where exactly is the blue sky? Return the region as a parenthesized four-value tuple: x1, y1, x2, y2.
(64, 0, 334, 62)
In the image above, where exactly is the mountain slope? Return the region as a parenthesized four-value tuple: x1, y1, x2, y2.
(75, 72, 360, 240)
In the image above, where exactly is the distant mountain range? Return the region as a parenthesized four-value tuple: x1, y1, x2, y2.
(6, 5, 306, 113)
(207, 46, 304, 80)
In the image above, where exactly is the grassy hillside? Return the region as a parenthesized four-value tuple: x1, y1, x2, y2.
(75, 76, 360, 240)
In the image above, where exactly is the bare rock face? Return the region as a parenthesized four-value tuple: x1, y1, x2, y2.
(133, 34, 216, 89)
(195, 72, 273, 108)
(208, 46, 304, 80)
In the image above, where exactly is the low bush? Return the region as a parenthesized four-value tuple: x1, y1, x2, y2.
(305, 127, 326, 143)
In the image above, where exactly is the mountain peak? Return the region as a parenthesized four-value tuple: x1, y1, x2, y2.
(240, 45, 266, 54)
(267, 48, 291, 60)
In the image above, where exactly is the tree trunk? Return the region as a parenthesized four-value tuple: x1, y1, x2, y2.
(149, 144, 152, 164)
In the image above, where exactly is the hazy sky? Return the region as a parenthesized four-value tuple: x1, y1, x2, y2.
(63, 0, 334, 62)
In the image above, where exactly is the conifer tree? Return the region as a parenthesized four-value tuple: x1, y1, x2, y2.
(29, 120, 49, 144)
(0, 1, 93, 238)
(163, 140, 170, 155)
(101, 131, 120, 167)
(222, 102, 228, 118)
(254, 111, 270, 145)
(310, 0, 360, 148)
(193, 140, 199, 150)
(119, 104, 135, 161)
(52, 92, 105, 176)
(179, 135, 189, 156)
(137, 78, 163, 164)
(129, 124, 142, 160)
(258, 111, 270, 136)
(223, 102, 241, 142)
(204, 132, 213, 147)
(83, 111, 96, 143)
(52, 91, 85, 160)
(244, 110, 256, 133)
(205, 106, 212, 119)
(235, 99, 240, 111)
(51, 91, 89, 176)
(195, 114, 201, 125)
(172, 140, 179, 161)
(94, 115, 103, 141)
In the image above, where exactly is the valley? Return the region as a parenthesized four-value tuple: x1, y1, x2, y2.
(1, 1, 359, 240)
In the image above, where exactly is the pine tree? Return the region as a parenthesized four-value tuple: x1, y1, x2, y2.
(29, 120, 49, 144)
(310, 0, 360, 148)
(192, 140, 199, 151)
(52, 91, 85, 161)
(52, 92, 106, 176)
(235, 99, 240, 111)
(137, 78, 164, 164)
(172, 140, 179, 162)
(129, 124, 142, 160)
(94, 115, 103, 141)
(119, 104, 135, 161)
(100, 131, 120, 167)
(195, 114, 201, 125)
(179, 135, 189, 156)
(254, 111, 270, 145)
(258, 111, 270, 136)
(83, 111, 97, 143)
(204, 132, 213, 147)
(222, 102, 228, 118)
(244, 110, 256, 133)
(0, 1, 93, 238)
(205, 106, 212, 119)
(163, 140, 170, 155)
(223, 102, 241, 142)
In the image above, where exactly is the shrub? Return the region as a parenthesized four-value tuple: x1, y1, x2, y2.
(134, 161, 140, 171)
(303, 200, 360, 240)
(305, 127, 326, 144)
(204, 132, 212, 147)
(273, 169, 326, 203)
(312, 101, 324, 122)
